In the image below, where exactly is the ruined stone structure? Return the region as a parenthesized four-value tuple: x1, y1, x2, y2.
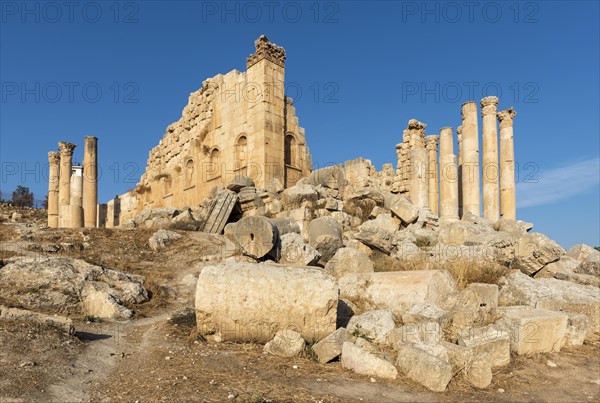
(47, 139, 98, 228)
(111, 35, 312, 223)
(392, 99, 517, 221)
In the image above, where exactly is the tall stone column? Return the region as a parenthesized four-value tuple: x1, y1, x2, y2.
(83, 136, 98, 228)
(424, 135, 440, 215)
(58, 142, 76, 227)
(47, 152, 60, 228)
(407, 119, 427, 206)
(69, 166, 84, 228)
(439, 127, 459, 221)
(457, 126, 463, 218)
(481, 96, 499, 222)
(461, 102, 480, 217)
(497, 108, 517, 220)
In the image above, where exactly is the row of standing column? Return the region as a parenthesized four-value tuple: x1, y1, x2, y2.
(399, 97, 516, 222)
(47, 137, 98, 228)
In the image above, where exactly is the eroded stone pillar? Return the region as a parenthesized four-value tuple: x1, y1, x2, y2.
(481, 96, 499, 222)
(58, 142, 76, 227)
(83, 136, 98, 227)
(461, 102, 480, 217)
(457, 126, 463, 218)
(425, 135, 440, 215)
(69, 165, 84, 228)
(497, 107, 517, 220)
(407, 119, 427, 206)
(47, 152, 60, 228)
(439, 127, 459, 221)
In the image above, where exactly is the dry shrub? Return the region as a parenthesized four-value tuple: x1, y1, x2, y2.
(371, 251, 508, 289)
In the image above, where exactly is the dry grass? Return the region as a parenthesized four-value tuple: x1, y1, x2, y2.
(371, 251, 509, 289)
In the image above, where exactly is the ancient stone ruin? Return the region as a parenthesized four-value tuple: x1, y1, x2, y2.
(31, 35, 599, 397)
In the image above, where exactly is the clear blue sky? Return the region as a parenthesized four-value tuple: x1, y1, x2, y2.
(1, 1, 598, 248)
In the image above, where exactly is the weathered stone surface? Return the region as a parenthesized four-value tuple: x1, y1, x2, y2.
(494, 218, 533, 234)
(195, 262, 337, 342)
(299, 165, 346, 190)
(566, 244, 598, 262)
(512, 233, 565, 275)
(533, 256, 580, 278)
(233, 216, 279, 259)
(401, 304, 449, 325)
(354, 214, 399, 253)
(279, 233, 320, 266)
(345, 239, 373, 256)
(437, 220, 493, 245)
(227, 175, 255, 192)
(387, 194, 419, 224)
(347, 309, 396, 344)
(312, 328, 355, 363)
(498, 306, 568, 355)
(458, 323, 511, 367)
(564, 312, 589, 346)
(325, 247, 374, 278)
(387, 322, 442, 347)
(281, 184, 318, 210)
(269, 217, 301, 236)
(339, 270, 458, 317)
(169, 208, 202, 231)
(498, 271, 600, 333)
(0, 305, 75, 335)
(341, 342, 398, 380)
(134, 207, 180, 229)
(575, 252, 600, 276)
(342, 188, 384, 222)
(263, 329, 306, 358)
(466, 352, 493, 389)
(0, 256, 148, 319)
(266, 178, 284, 194)
(395, 343, 452, 392)
(148, 229, 182, 251)
(307, 216, 343, 263)
(449, 283, 499, 338)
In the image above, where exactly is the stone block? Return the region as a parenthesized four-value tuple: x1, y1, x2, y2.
(312, 328, 355, 364)
(347, 309, 395, 344)
(341, 342, 397, 380)
(395, 343, 452, 392)
(324, 247, 374, 278)
(263, 329, 305, 358)
(458, 323, 510, 367)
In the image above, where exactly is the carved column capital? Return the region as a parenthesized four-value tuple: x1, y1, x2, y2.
(480, 96, 499, 117)
(497, 107, 517, 128)
(246, 35, 286, 68)
(58, 142, 77, 156)
(48, 151, 60, 164)
(407, 119, 427, 133)
(456, 125, 463, 142)
(424, 135, 440, 151)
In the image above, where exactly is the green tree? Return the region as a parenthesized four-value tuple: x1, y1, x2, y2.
(12, 186, 34, 207)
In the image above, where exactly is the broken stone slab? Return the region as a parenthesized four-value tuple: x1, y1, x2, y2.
(512, 233, 565, 275)
(266, 178, 284, 194)
(148, 229, 182, 251)
(307, 216, 343, 263)
(341, 342, 398, 380)
(201, 189, 238, 234)
(279, 233, 321, 266)
(0, 305, 75, 335)
(226, 175, 255, 192)
(169, 208, 202, 231)
(346, 309, 396, 344)
(353, 213, 399, 254)
(449, 283, 499, 340)
(458, 323, 510, 367)
(437, 220, 494, 246)
(324, 247, 374, 278)
(395, 342, 452, 392)
(233, 216, 279, 259)
(498, 306, 568, 355)
(533, 256, 580, 279)
(494, 218, 533, 234)
(134, 207, 180, 229)
(263, 329, 306, 358)
(345, 239, 373, 256)
(342, 188, 385, 222)
(387, 194, 419, 224)
(442, 341, 493, 389)
(339, 270, 458, 318)
(564, 312, 589, 346)
(575, 252, 600, 276)
(195, 262, 337, 342)
(281, 184, 318, 210)
(312, 327, 356, 364)
(498, 271, 600, 334)
(269, 217, 301, 236)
